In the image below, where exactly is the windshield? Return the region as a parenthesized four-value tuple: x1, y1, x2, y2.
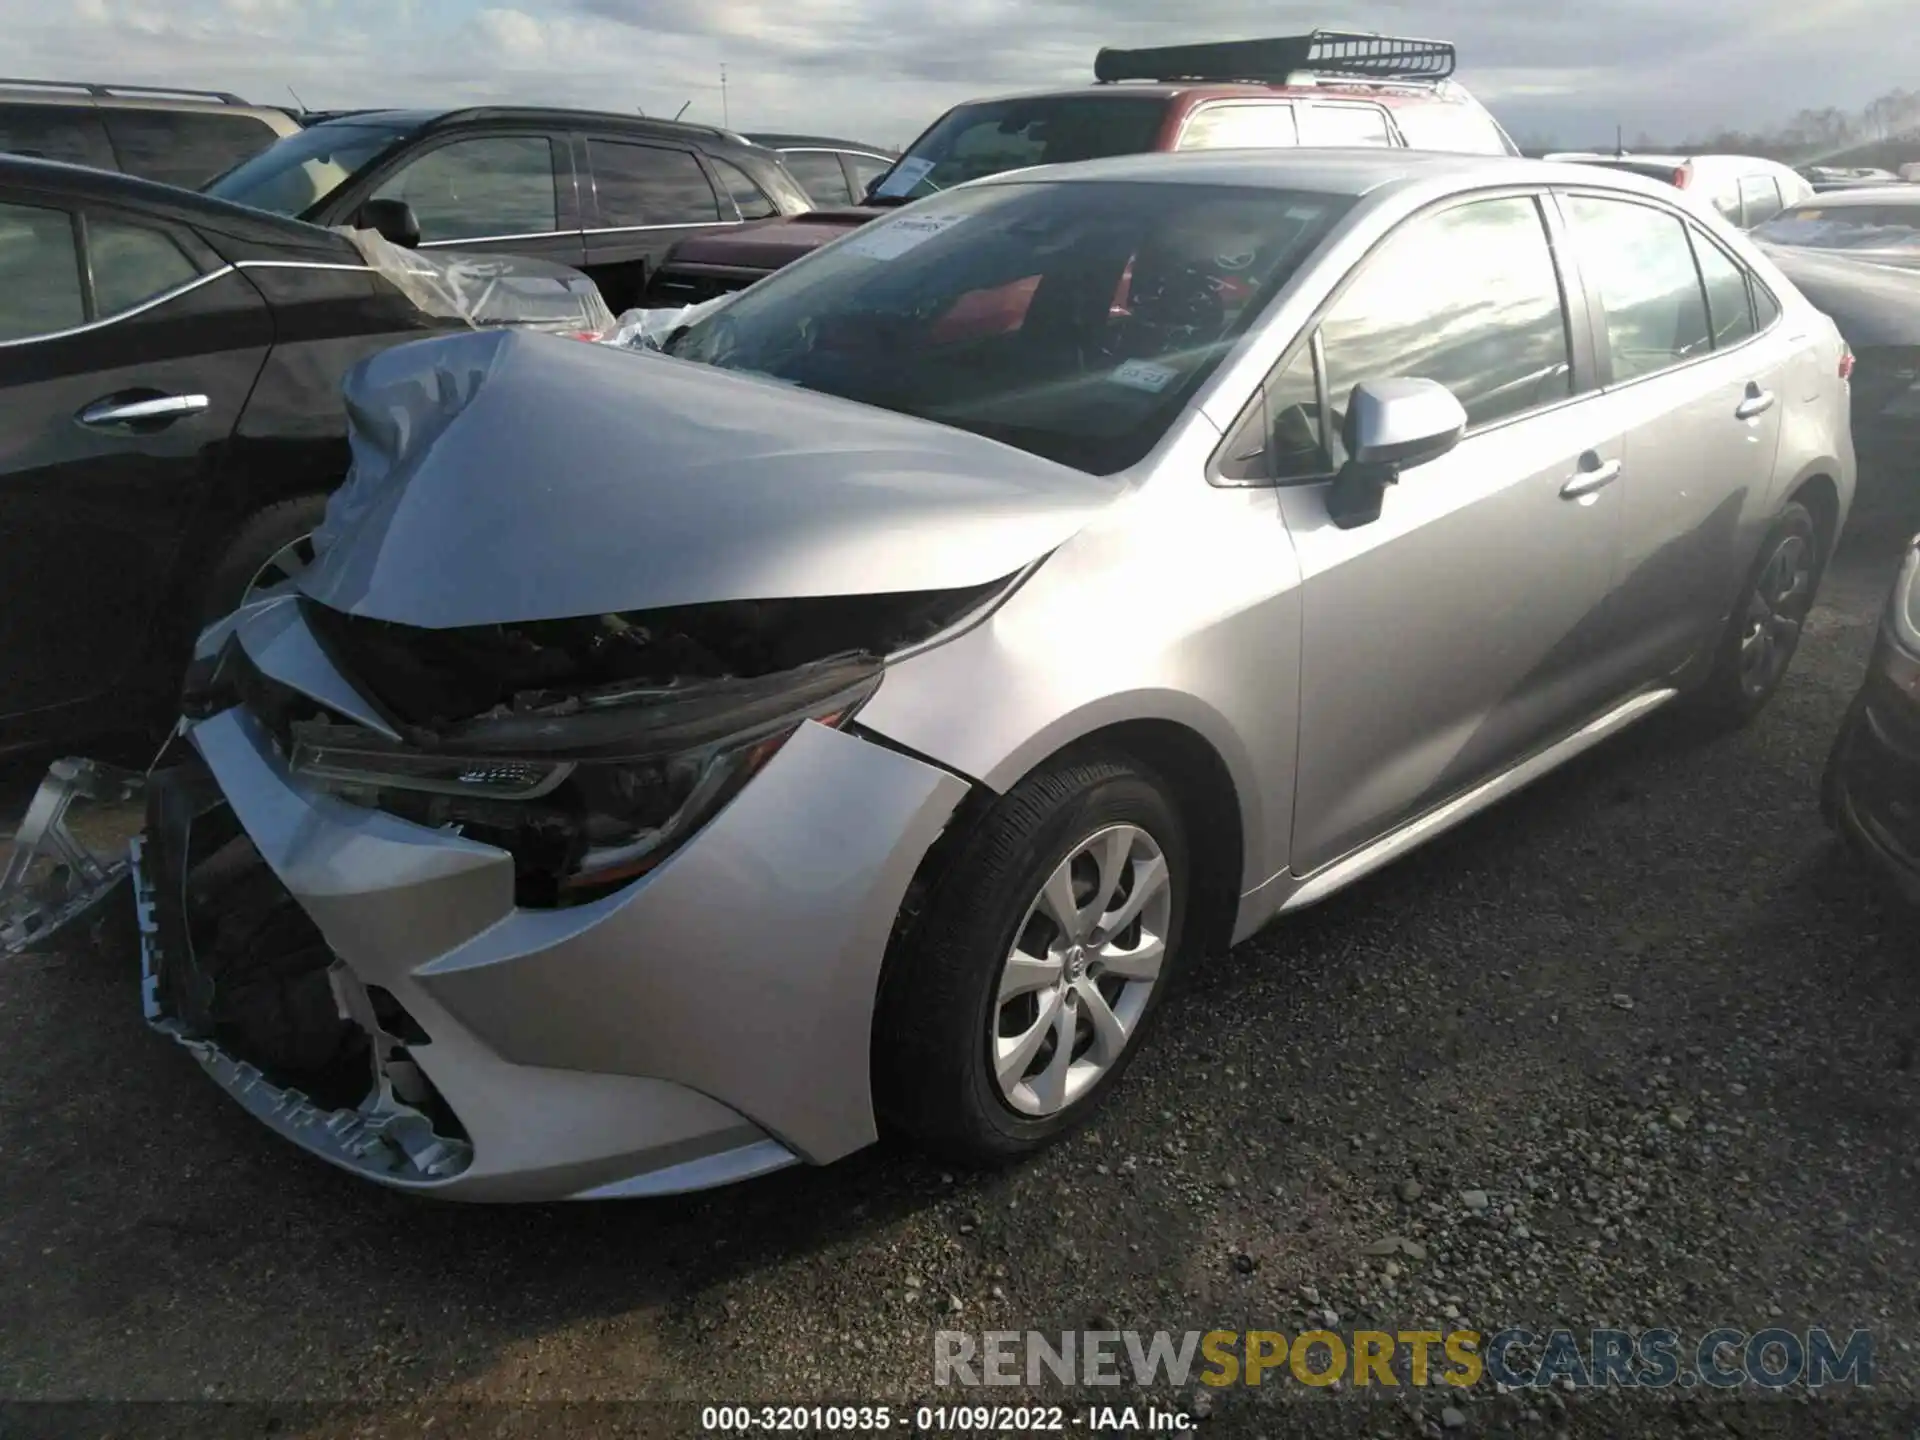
(868, 96, 1169, 203)
(664, 179, 1353, 474)
(205, 120, 415, 216)
(1752, 202, 1920, 254)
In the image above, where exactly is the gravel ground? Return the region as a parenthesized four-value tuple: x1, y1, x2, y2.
(2, 521, 1918, 1440)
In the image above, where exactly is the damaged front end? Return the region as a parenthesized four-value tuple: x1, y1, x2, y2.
(135, 753, 472, 1182)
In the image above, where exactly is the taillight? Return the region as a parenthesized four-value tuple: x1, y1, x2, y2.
(1671, 164, 1692, 188)
(1839, 346, 1855, 381)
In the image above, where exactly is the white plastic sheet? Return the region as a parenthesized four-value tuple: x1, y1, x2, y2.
(337, 228, 616, 337)
(601, 294, 733, 351)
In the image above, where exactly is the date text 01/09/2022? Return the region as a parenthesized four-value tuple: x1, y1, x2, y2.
(700, 1404, 1195, 1431)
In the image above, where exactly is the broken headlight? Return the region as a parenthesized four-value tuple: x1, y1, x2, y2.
(287, 654, 882, 905)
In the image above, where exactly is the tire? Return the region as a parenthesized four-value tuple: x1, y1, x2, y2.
(1686, 501, 1821, 730)
(195, 494, 331, 628)
(874, 753, 1190, 1163)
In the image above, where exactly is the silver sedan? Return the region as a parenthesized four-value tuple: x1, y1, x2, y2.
(140, 150, 1854, 1200)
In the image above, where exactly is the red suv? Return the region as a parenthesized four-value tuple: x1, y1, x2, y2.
(643, 30, 1516, 306)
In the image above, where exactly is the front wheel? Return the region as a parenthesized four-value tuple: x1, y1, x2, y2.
(196, 494, 331, 628)
(1687, 501, 1821, 730)
(874, 754, 1189, 1163)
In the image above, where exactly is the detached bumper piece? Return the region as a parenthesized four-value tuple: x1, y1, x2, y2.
(134, 754, 473, 1184)
(1, 757, 145, 958)
(1824, 679, 1920, 907)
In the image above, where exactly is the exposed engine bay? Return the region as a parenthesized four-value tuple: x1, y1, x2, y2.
(184, 578, 1008, 908)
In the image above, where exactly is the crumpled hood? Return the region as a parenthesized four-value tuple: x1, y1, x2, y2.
(1762, 245, 1920, 347)
(301, 327, 1115, 628)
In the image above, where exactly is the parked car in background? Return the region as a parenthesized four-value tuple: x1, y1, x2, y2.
(1751, 186, 1920, 269)
(1825, 535, 1920, 906)
(0, 79, 302, 189)
(644, 30, 1517, 305)
(744, 133, 896, 207)
(0, 155, 608, 757)
(1802, 165, 1906, 193)
(1545, 151, 1814, 229)
(203, 108, 814, 312)
(140, 150, 1851, 1200)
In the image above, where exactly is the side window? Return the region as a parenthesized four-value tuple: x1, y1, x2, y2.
(1706, 180, 1742, 225)
(1319, 195, 1572, 440)
(1690, 231, 1756, 349)
(708, 156, 778, 219)
(375, 136, 558, 242)
(0, 201, 84, 341)
(1562, 195, 1711, 381)
(848, 154, 892, 199)
(782, 151, 855, 206)
(88, 216, 200, 316)
(588, 140, 722, 226)
(1267, 343, 1330, 479)
(1753, 280, 1782, 329)
(101, 110, 281, 189)
(0, 104, 116, 169)
(1178, 104, 1298, 151)
(1390, 101, 1510, 156)
(1297, 104, 1393, 148)
(1739, 174, 1784, 227)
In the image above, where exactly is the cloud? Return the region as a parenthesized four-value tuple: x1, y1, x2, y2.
(2, 0, 1914, 148)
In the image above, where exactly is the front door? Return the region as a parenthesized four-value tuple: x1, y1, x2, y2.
(360, 132, 587, 269)
(1555, 192, 1789, 681)
(577, 136, 743, 311)
(1272, 191, 1627, 875)
(0, 198, 272, 719)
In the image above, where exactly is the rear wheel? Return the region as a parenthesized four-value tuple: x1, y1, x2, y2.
(874, 754, 1189, 1163)
(196, 494, 330, 627)
(1688, 501, 1820, 729)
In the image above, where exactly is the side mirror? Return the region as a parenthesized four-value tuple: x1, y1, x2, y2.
(356, 197, 421, 249)
(1326, 378, 1467, 530)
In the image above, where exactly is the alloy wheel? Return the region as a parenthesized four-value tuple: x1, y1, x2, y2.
(1739, 532, 1813, 698)
(244, 531, 317, 602)
(991, 823, 1174, 1118)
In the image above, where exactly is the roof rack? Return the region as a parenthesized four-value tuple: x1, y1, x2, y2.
(1093, 30, 1455, 86)
(0, 77, 251, 104)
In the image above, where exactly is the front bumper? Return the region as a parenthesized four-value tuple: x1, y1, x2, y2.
(141, 693, 967, 1201)
(1823, 680, 1920, 907)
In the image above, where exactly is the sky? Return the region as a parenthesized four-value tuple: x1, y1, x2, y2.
(6, 0, 1917, 151)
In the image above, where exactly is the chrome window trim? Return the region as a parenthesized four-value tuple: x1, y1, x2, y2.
(580, 220, 742, 237)
(417, 230, 573, 248)
(0, 263, 236, 349)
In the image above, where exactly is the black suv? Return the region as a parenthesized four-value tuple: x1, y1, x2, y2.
(0, 155, 521, 756)
(205, 108, 815, 312)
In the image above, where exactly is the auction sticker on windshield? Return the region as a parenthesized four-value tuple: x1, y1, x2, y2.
(842, 213, 967, 261)
(1109, 359, 1179, 393)
(872, 157, 936, 198)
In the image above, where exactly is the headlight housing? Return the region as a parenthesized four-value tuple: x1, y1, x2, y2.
(288, 654, 881, 905)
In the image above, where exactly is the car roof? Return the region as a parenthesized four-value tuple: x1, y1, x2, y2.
(948, 78, 1486, 111)
(1786, 184, 1920, 207)
(746, 132, 895, 154)
(0, 152, 346, 242)
(979, 148, 1613, 196)
(312, 106, 754, 146)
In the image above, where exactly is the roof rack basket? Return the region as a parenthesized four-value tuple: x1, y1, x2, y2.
(0, 78, 250, 104)
(1094, 29, 1455, 85)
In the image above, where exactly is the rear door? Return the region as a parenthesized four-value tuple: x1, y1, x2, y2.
(577, 135, 741, 308)
(1272, 190, 1626, 874)
(1174, 102, 1298, 151)
(0, 196, 272, 719)
(1556, 190, 1788, 681)
(365, 131, 586, 268)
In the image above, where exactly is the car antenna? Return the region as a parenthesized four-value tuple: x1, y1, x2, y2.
(675, 100, 691, 120)
(288, 82, 307, 110)
(1615, 123, 1625, 158)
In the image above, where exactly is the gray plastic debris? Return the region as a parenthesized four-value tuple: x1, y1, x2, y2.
(336, 228, 616, 337)
(1, 757, 145, 957)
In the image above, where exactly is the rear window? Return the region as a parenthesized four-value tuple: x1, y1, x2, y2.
(1390, 99, 1513, 156)
(1752, 202, 1920, 255)
(871, 96, 1168, 201)
(0, 103, 116, 169)
(101, 109, 282, 189)
(665, 179, 1353, 475)
(783, 151, 855, 206)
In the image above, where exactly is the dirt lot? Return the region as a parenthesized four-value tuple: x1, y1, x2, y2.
(2, 522, 1918, 1440)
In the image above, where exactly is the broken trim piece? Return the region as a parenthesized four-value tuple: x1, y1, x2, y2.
(132, 832, 474, 1185)
(1, 757, 145, 957)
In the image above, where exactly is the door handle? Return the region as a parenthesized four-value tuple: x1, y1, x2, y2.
(1735, 385, 1776, 420)
(76, 393, 210, 428)
(1560, 455, 1622, 500)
